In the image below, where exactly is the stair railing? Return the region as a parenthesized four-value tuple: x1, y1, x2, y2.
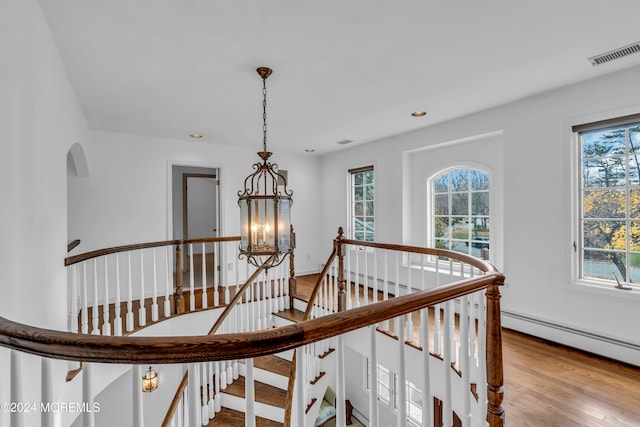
(288, 227, 505, 427)
(64, 236, 244, 336)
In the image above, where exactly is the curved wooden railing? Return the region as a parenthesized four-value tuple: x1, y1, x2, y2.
(0, 274, 501, 363)
(4, 230, 505, 427)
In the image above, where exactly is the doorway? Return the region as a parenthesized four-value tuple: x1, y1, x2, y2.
(171, 165, 222, 284)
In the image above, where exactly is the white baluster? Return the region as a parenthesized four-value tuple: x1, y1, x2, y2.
(126, 253, 134, 332)
(201, 362, 208, 425)
(295, 349, 305, 427)
(460, 295, 471, 427)
(70, 264, 79, 333)
(214, 361, 222, 412)
(130, 365, 144, 427)
(364, 249, 369, 305)
(397, 316, 407, 427)
(151, 248, 159, 322)
(346, 248, 352, 309)
(382, 251, 389, 331)
(443, 301, 454, 427)
(355, 249, 360, 307)
(138, 250, 147, 327)
(373, 249, 378, 303)
(336, 335, 347, 427)
(214, 242, 221, 307)
(406, 255, 413, 343)
(368, 326, 379, 426)
(164, 246, 172, 318)
(420, 306, 433, 427)
(201, 243, 208, 309)
(91, 259, 100, 335)
(41, 358, 53, 427)
(83, 362, 96, 427)
(189, 243, 195, 311)
(10, 351, 23, 427)
(114, 254, 123, 336)
(245, 358, 256, 427)
(187, 363, 201, 427)
(102, 257, 111, 336)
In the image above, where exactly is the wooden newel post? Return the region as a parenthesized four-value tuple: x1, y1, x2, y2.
(486, 277, 505, 427)
(336, 227, 347, 313)
(175, 243, 185, 315)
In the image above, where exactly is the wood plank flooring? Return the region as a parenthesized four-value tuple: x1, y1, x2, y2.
(207, 408, 283, 427)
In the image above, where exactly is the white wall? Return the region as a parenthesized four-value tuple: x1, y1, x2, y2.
(0, 0, 88, 328)
(68, 130, 324, 275)
(320, 65, 640, 364)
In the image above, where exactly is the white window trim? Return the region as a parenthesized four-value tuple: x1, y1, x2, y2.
(567, 110, 640, 300)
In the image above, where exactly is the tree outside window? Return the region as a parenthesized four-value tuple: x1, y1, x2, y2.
(350, 166, 375, 242)
(432, 167, 490, 259)
(579, 121, 640, 285)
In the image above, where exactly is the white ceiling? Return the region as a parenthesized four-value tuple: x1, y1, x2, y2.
(39, 0, 640, 154)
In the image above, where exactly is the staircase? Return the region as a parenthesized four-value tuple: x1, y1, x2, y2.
(206, 307, 306, 427)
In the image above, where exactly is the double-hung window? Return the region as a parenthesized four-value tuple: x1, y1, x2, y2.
(575, 115, 640, 288)
(350, 166, 375, 242)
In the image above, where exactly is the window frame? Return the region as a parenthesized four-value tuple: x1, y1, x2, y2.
(349, 165, 375, 242)
(572, 114, 640, 293)
(427, 165, 492, 262)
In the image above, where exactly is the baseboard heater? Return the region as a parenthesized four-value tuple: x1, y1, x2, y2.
(502, 310, 640, 352)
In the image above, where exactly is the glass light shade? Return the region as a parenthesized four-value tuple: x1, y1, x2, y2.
(142, 367, 158, 392)
(238, 156, 293, 267)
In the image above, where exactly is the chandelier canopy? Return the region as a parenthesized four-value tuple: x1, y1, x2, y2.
(238, 67, 293, 268)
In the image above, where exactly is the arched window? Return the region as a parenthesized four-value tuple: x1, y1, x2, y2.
(431, 167, 490, 259)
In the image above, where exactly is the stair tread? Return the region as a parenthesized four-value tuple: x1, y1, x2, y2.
(206, 407, 283, 427)
(254, 354, 292, 377)
(273, 308, 305, 323)
(223, 376, 287, 408)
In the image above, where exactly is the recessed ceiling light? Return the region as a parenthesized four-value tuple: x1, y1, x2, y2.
(189, 133, 203, 139)
(336, 139, 354, 145)
(411, 111, 427, 117)
(305, 149, 315, 153)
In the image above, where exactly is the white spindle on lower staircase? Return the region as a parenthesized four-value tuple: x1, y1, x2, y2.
(368, 325, 379, 427)
(41, 358, 53, 427)
(336, 335, 346, 427)
(83, 362, 95, 427)
(245, 358, 256, 427)
(396, 315, 407, 427)
(10, 351, 23, 427)
(188, 363, 201, 427)
(131, 365, 143, 427)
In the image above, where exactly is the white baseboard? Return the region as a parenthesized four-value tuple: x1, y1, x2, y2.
(502, 310, 640, 367)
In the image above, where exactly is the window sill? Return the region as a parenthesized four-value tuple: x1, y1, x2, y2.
(568, 279, 640, 300)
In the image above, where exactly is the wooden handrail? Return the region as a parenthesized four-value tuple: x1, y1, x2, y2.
(161, 370, 189, 427)
(0, 273, 503, 364)
(339, 237, 498, 274)
(67, 239, 81, 253)
(64, 236, 241, 266)
(207, 254, 276, 335)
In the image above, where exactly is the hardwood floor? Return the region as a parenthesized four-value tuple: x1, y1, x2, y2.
(296, 274, 640, 426)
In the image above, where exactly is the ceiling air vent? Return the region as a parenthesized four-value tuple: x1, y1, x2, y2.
(588, 41, 640, 66)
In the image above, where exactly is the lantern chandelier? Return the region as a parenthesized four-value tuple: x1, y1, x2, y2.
(238, 67, 294, 268)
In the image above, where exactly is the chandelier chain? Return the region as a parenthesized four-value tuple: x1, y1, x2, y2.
(262, 77, 268, 153)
